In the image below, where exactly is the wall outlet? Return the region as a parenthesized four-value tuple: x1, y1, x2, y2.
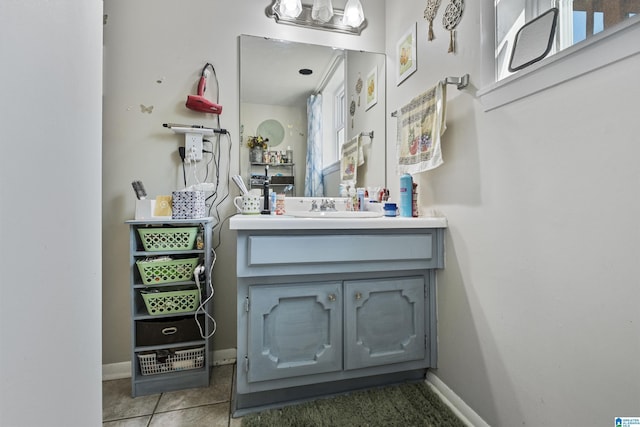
(185, 133, 203, 162)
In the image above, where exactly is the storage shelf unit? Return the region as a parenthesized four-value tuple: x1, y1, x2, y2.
(249, 162, 295, 193)
(126, 217, 214, 397)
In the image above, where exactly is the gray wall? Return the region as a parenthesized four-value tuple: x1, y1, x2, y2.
(102, 0, 386, 365)
(384, 2, 640, 426)
(0, 1, 103, 425)
(101, 0, 640, 426)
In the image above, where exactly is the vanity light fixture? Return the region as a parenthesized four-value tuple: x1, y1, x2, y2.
(266, 0, 367, 35)
(312, 0, 334, 23)
(274, 0, 303, 18)
(342, 0, 365, 27)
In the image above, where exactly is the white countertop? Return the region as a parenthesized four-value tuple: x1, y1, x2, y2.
(229, 214, 448, 230)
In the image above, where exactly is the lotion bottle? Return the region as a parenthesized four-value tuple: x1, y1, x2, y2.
(399, 173, 413, 217)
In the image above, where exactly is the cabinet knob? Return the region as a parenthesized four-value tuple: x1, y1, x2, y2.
(355, 292, 362, 300)
(328, 293, 337, 302)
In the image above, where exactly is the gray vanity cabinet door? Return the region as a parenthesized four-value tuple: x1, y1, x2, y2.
(344, 277, 425, 370)
(247, 282, 343, 383)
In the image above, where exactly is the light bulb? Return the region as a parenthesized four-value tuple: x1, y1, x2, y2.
(312, 0, 334, 23)
(342, 0, 364, 27)
(276, 0, 302, 18)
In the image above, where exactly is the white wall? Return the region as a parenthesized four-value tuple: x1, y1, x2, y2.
(385, 2, 640, 426)
(102, 0, 386, 365)
(0, 1, 103, 426)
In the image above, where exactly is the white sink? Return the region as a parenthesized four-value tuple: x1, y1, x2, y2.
(286, 210, 383, 218)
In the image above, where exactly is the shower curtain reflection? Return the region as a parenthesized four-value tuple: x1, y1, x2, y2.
(305, 94, 324, 197)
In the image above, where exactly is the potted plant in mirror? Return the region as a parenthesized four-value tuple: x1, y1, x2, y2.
(247, 136, 268, 163)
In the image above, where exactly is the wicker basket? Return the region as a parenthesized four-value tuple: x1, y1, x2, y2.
(136, 257, 199, 285)
(138, 346, 205, 376)
(141, 288, 200, 315)
(137, 227, 198, 251)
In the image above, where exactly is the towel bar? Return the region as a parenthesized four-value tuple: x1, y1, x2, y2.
(390, 74, 469, 117)
(359, 131, 374, 139)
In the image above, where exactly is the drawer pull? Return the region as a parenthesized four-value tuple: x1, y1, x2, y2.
(355, 292, 362, 300)
(328, 294, 337, 302)
(161, 327, 178, 336)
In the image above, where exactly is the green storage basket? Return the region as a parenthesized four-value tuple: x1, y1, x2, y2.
(137, 227, 198, 251)
(141, 289, 200, 316)
(136, 257, 199, 285)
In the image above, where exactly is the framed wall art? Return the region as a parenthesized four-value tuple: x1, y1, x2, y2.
(365, 66, 377, 111)
(396, 23, 417, 85)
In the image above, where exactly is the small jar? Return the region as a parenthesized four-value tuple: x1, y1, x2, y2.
(384, 202, 398, 217)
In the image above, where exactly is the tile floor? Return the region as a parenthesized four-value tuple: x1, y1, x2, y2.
(102, 363, 242, 427)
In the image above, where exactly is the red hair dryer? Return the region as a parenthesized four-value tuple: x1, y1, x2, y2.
(186, 63, 223, 114)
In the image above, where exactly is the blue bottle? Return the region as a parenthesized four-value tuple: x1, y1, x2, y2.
(399, 174, 413, 217)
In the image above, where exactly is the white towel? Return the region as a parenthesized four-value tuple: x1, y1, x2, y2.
(396, 81, 447, 175)
(340, 135, 365, 182)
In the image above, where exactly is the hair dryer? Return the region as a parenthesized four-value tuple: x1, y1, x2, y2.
(186, 63, 223, 114)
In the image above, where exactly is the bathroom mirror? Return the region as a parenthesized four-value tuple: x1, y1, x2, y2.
(508, 7, 558, 72)
(240, 35, 386, 197)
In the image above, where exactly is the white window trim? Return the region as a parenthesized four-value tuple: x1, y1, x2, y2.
(478, 2, 640, 111)
(334, 87, 345, 161)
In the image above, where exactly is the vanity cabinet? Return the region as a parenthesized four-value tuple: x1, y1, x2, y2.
(231, 224, 445, 415)
(246, 276, 426, 384)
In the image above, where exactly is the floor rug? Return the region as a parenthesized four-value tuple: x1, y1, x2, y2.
(241, 381, 466, 427)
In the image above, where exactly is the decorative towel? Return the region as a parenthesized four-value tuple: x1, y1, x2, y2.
(340, 134, 365, 182)
(396, 81, 447, 175)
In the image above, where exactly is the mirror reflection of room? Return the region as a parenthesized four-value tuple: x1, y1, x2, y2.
(239, 35, 386, 198)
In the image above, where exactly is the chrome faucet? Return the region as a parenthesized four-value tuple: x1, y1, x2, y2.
(320, 199, 336, 211)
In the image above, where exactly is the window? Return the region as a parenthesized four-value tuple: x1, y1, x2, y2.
(335, 87, 345, 161)
(321, 57, 345, 169)
(479, 0, 640, 110)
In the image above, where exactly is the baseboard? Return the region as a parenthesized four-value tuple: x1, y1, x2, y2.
(103, 361, 132, 381)
(425, 372, 490, 427)
(102, 348, 237, 381)
(211, 348, 237, 366)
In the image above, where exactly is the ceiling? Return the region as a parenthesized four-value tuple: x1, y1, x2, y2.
(240, 36, 344, 107)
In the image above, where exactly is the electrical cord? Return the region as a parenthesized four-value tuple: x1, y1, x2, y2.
(185, 62, 232, 252)
(201, 63, 220, 106)
(193, 247, 217, 340)
(210, 132, 232, 248)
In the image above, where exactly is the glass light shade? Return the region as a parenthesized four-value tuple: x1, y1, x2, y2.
(342, 0, 364, 27)
(311, 0, 334, 23)
(275, 0, 302, 18)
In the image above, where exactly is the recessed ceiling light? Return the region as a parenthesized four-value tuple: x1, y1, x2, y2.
(299, 68, 313, 75)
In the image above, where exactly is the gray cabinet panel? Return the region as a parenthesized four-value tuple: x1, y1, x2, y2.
(248, 282, 343, 383)
(247, 234, 433, 265)
(344, 277, 425, 370)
